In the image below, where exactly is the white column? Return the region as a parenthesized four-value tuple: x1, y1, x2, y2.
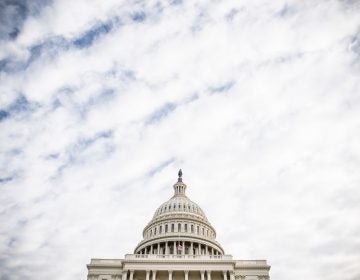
(200, 271, 205, 280)
(184, 271, 189, 280)
(150, 244, 153, 254)
(206, 271, 211, 280)
(182, 241, 185, 255)
(152, 271, 157, 280)
(146, 271, 150, 280)
(122, 271, 128, 280)
(168, 271, 173, 280)
(190, 242, 193, 255)
(223, 271, 227, 280)
(211, 248, 214, 256)
(165, 242, 169, 255)
(230, 272, 235, 280)
(174, 241, 176, 255)
(130, 271, 134, 280)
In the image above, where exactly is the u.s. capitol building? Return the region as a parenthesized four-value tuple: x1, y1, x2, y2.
(87, 170, 270, 280)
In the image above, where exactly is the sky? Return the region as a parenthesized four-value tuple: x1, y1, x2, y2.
(0, 0, 360, 279)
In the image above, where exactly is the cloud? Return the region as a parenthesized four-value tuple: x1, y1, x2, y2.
(1, 1, 360, 280)
(0, 0, 52, 41)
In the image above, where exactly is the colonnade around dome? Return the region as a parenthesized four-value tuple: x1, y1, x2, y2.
(136, 240, 223, 256)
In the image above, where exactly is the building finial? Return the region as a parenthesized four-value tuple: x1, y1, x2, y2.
(178, 169, 183, 182)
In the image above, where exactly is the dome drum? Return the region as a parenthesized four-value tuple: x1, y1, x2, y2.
(142, 219, 217, 240)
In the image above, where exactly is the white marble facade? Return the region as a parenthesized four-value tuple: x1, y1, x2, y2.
(86, 170, 270, 280)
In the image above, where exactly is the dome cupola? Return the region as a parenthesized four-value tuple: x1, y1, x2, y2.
(134, 170, 224, 256)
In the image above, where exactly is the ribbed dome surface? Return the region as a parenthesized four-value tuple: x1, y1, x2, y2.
(153, 195, 208, 221)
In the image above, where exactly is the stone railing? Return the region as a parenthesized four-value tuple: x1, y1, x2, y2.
(90, 259, 123, 265)
(125, 254, 233, 260)
(235, 260, 270, 267)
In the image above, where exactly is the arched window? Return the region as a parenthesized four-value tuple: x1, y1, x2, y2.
(154, 228, 157, 234)
(197, 225, 199, 234)
(185, 224, 188, 232)
(165, 224, 168, 233)
(191, 224, 194, 233)
(178, 223, 181, 232)
(171, 224, 174, 232)
(202, 228, 204, 235)
(159, 225, 162, 233)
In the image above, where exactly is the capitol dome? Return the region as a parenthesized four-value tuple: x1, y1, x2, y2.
(134, 170, 224, 256)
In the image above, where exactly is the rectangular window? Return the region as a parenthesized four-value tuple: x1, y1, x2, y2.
(171, 224, 174, 232)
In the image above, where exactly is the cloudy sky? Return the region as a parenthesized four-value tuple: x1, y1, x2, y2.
(1, 0, 360, 279)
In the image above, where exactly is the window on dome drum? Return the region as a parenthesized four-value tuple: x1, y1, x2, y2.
(165, 224, 168, 233)
(191, 224, 194, 233)
(185, 224, 188, 232)
(154, 228, 157, 234)
(171, 224, 174, 232)
(202, 228, 204, 235)
(159, 226, 162, 233)
(178, 223, 181, 232)
(197, 225, 199, 234)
